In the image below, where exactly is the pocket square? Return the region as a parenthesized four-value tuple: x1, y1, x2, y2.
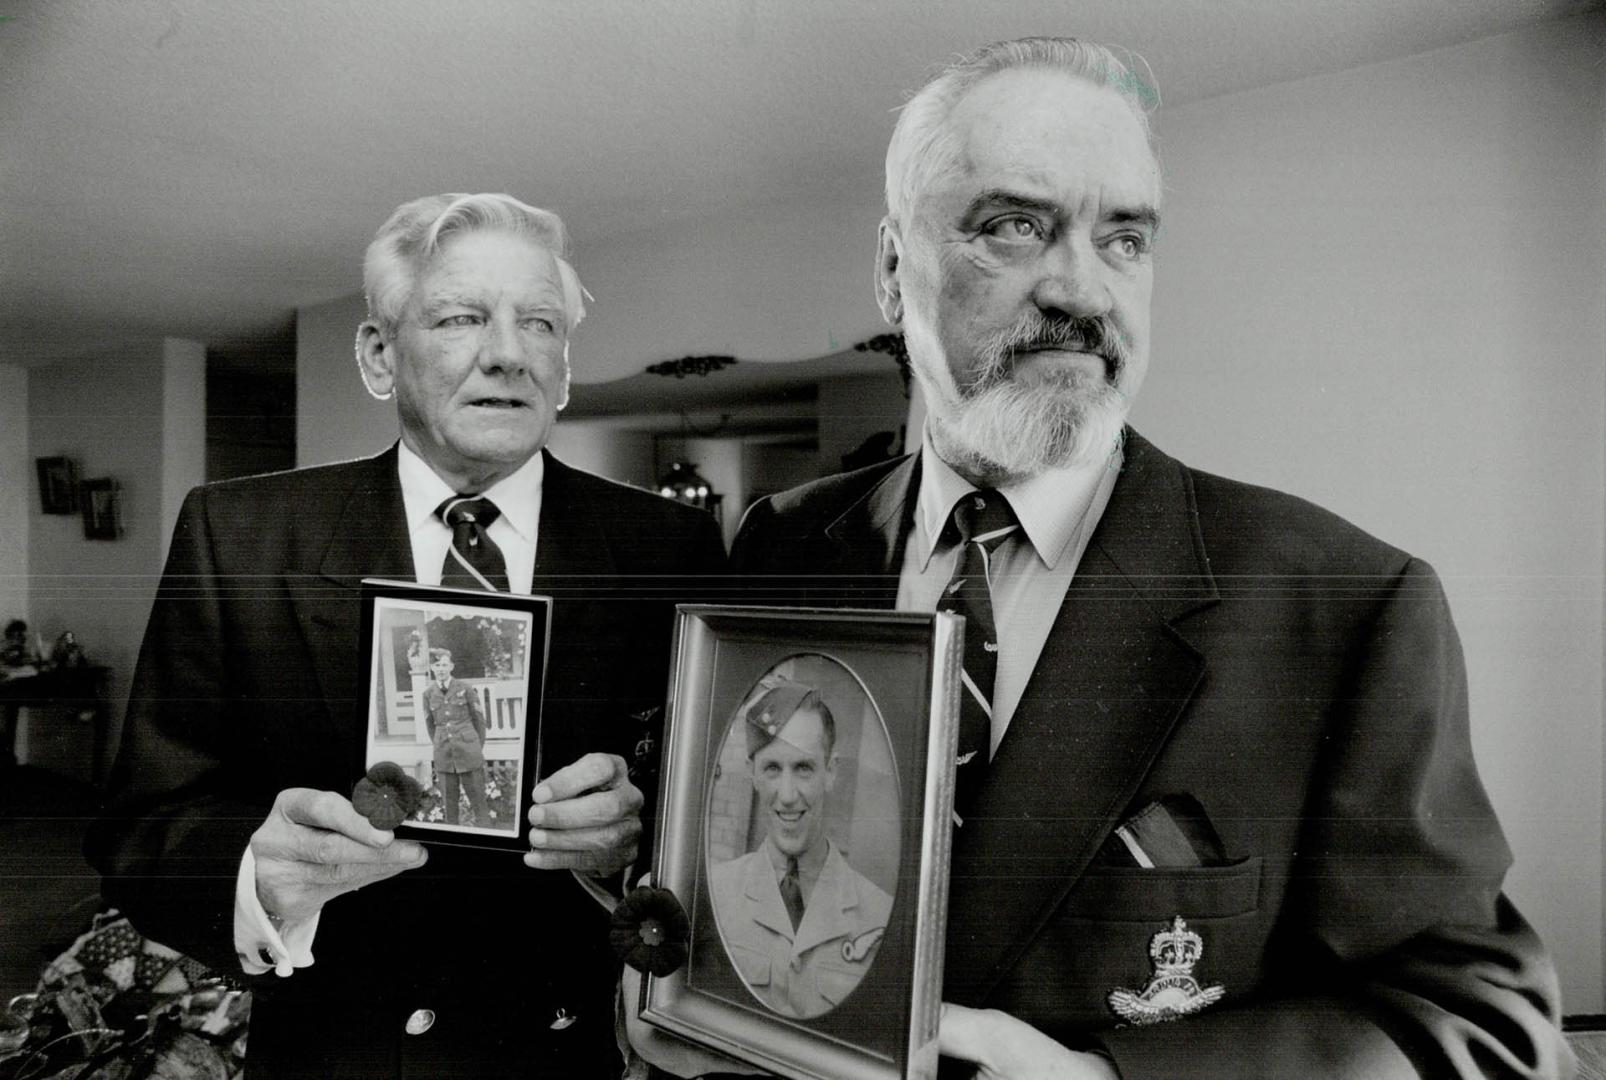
(1099, 793, 1227, 868)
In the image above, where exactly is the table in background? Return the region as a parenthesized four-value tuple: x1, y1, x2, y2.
(0, 666, 112, 786)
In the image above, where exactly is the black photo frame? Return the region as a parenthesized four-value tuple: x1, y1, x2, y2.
(641, 605, 962, 1080)
(79, 478, 120, 539)
(358, 579, 552, 853)
(36, 456, 79, 515)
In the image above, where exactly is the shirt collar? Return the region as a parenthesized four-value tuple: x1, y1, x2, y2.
(914, 426, 1113, 571)
(396, 440, 544, 544)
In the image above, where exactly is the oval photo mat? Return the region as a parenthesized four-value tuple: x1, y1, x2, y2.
(702, 652, 902, 1021)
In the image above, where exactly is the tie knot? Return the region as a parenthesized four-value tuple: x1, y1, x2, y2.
(950, 489, 1017, 548)
(437, 496, 502, 530)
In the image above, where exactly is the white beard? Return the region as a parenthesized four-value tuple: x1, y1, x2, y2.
(928, 363, 1130, 479)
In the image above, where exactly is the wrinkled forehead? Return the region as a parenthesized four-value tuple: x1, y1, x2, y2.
(413, 228, 566, 300)
(926, 68, 1160, 216)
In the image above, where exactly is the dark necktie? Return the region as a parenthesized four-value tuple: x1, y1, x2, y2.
(436, 496, 510, 592)
(779, 856, 805, 931)
(936, 489, 1020, 824)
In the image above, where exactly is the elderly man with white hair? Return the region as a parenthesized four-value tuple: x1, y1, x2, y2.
(724, 37, 1572, 1080)
(89, 193, 726, 1078)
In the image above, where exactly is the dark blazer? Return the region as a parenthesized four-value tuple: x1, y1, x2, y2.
(731, 430, 1570, 1080)
(87, 446, 726, 1079)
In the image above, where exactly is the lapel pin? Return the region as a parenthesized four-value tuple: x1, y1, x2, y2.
(549, 1007, 576, 1031)
(1108, 916, 1225, 1025)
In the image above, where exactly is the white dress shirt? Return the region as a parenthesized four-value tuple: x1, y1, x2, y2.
(235, 442, 546, 976)
(896, 429, 1121, 755)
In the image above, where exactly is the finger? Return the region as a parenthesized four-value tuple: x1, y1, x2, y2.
(938, 1003, 990, 1063)
(533, 753, 627, 804)
(253, 809, 424, 869)
(527, 784, 642, 830)
(275, 788, 397, 848)
(521, 847, 631, 874)
(527, 819, 639, 854)
(297, 828, 428, 867)
(306, 854, 426, 888)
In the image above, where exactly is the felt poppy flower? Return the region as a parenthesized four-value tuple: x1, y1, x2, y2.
(609, 887, 690, 976)
(351, 762, 425, 830)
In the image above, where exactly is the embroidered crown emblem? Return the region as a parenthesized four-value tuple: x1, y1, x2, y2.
(1107, 916, 1225, 1026)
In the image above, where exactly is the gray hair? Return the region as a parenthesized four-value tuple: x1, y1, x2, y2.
(884, 37, 1159, 225)
(362, 193, 589, 334)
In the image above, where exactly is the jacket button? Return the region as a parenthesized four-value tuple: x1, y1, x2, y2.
(549, 1008, 576, 1031)
(405, 1008, 435, 1035)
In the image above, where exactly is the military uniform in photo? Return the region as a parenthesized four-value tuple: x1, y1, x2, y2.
(710, 839, 892, 1018)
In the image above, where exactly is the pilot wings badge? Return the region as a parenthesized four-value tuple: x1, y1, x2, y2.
(1107, 916, 1225, 1025)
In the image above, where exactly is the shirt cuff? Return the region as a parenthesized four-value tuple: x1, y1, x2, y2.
(234, 847, 320, 977)
(569, 862, 632, 914)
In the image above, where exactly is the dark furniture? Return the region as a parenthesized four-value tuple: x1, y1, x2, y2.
(0, 665, 112, 785)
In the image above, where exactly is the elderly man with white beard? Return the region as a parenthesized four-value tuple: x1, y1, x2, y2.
(717, 35, 1571, 1080)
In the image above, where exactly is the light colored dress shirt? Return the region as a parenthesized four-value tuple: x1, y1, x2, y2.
(235, 441, 546, 975)
(896, 430, 1121, 756)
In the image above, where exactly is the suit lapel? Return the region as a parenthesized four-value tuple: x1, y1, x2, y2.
(743, 851, 795, 943)
(941, 431, 1221, 1004)
(288, 446, 414, 727)
(817, 454, 919, 609)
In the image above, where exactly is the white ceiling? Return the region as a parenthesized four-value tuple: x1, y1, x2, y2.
(1, 0, 1593, 370)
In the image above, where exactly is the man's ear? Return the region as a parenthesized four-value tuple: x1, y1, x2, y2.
(356, 321, 396, 401)
(874, 218, 905, 326)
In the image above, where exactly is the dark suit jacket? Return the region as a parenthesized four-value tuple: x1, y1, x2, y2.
(87, 446, 726, 1079)
(731, 430, 1571, 1080)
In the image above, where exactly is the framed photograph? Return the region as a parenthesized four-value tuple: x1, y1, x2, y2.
(79, 478, 120, 539)
(641, 605, 962, 1080)
(358, 579, 552, 853)
(36, 456, 79, 515)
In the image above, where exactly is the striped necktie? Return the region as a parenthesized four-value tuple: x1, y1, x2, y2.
(436, 496, 510, 592)
(936, 489, 1020, 824)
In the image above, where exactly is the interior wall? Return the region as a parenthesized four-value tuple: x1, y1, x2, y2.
(816, 371, 909, 475)
(1127, 14, 1606, 1009)
(297, 293, 387, 468)
(545, 421, 656, 489)
(0, 365, 28, 627)
(27, 339, 205, 743)
(161, 339, 206, 562)
(571, 184, 887, 381)
(656, 436, 748, 548)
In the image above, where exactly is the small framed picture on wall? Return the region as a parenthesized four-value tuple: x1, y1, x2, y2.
(80, 478, 121, 540)
(36, 456, 79, 515)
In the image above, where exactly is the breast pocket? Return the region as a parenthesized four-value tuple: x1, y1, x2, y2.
(726, 944, 771, 988)
(812, 958, 870, 1008)
(995, 856, 1266, 1034)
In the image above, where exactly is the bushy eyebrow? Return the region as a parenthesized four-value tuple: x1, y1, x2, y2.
(961, 189, 1161, 233)
(1106, 206, 1161, 233)
(961, 190, 1060, 223)
(420, 293, 482, 314)
(419, 292, 567, 319)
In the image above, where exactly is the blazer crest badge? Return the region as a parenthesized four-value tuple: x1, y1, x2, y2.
(1107, 916, 1225, 1025)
